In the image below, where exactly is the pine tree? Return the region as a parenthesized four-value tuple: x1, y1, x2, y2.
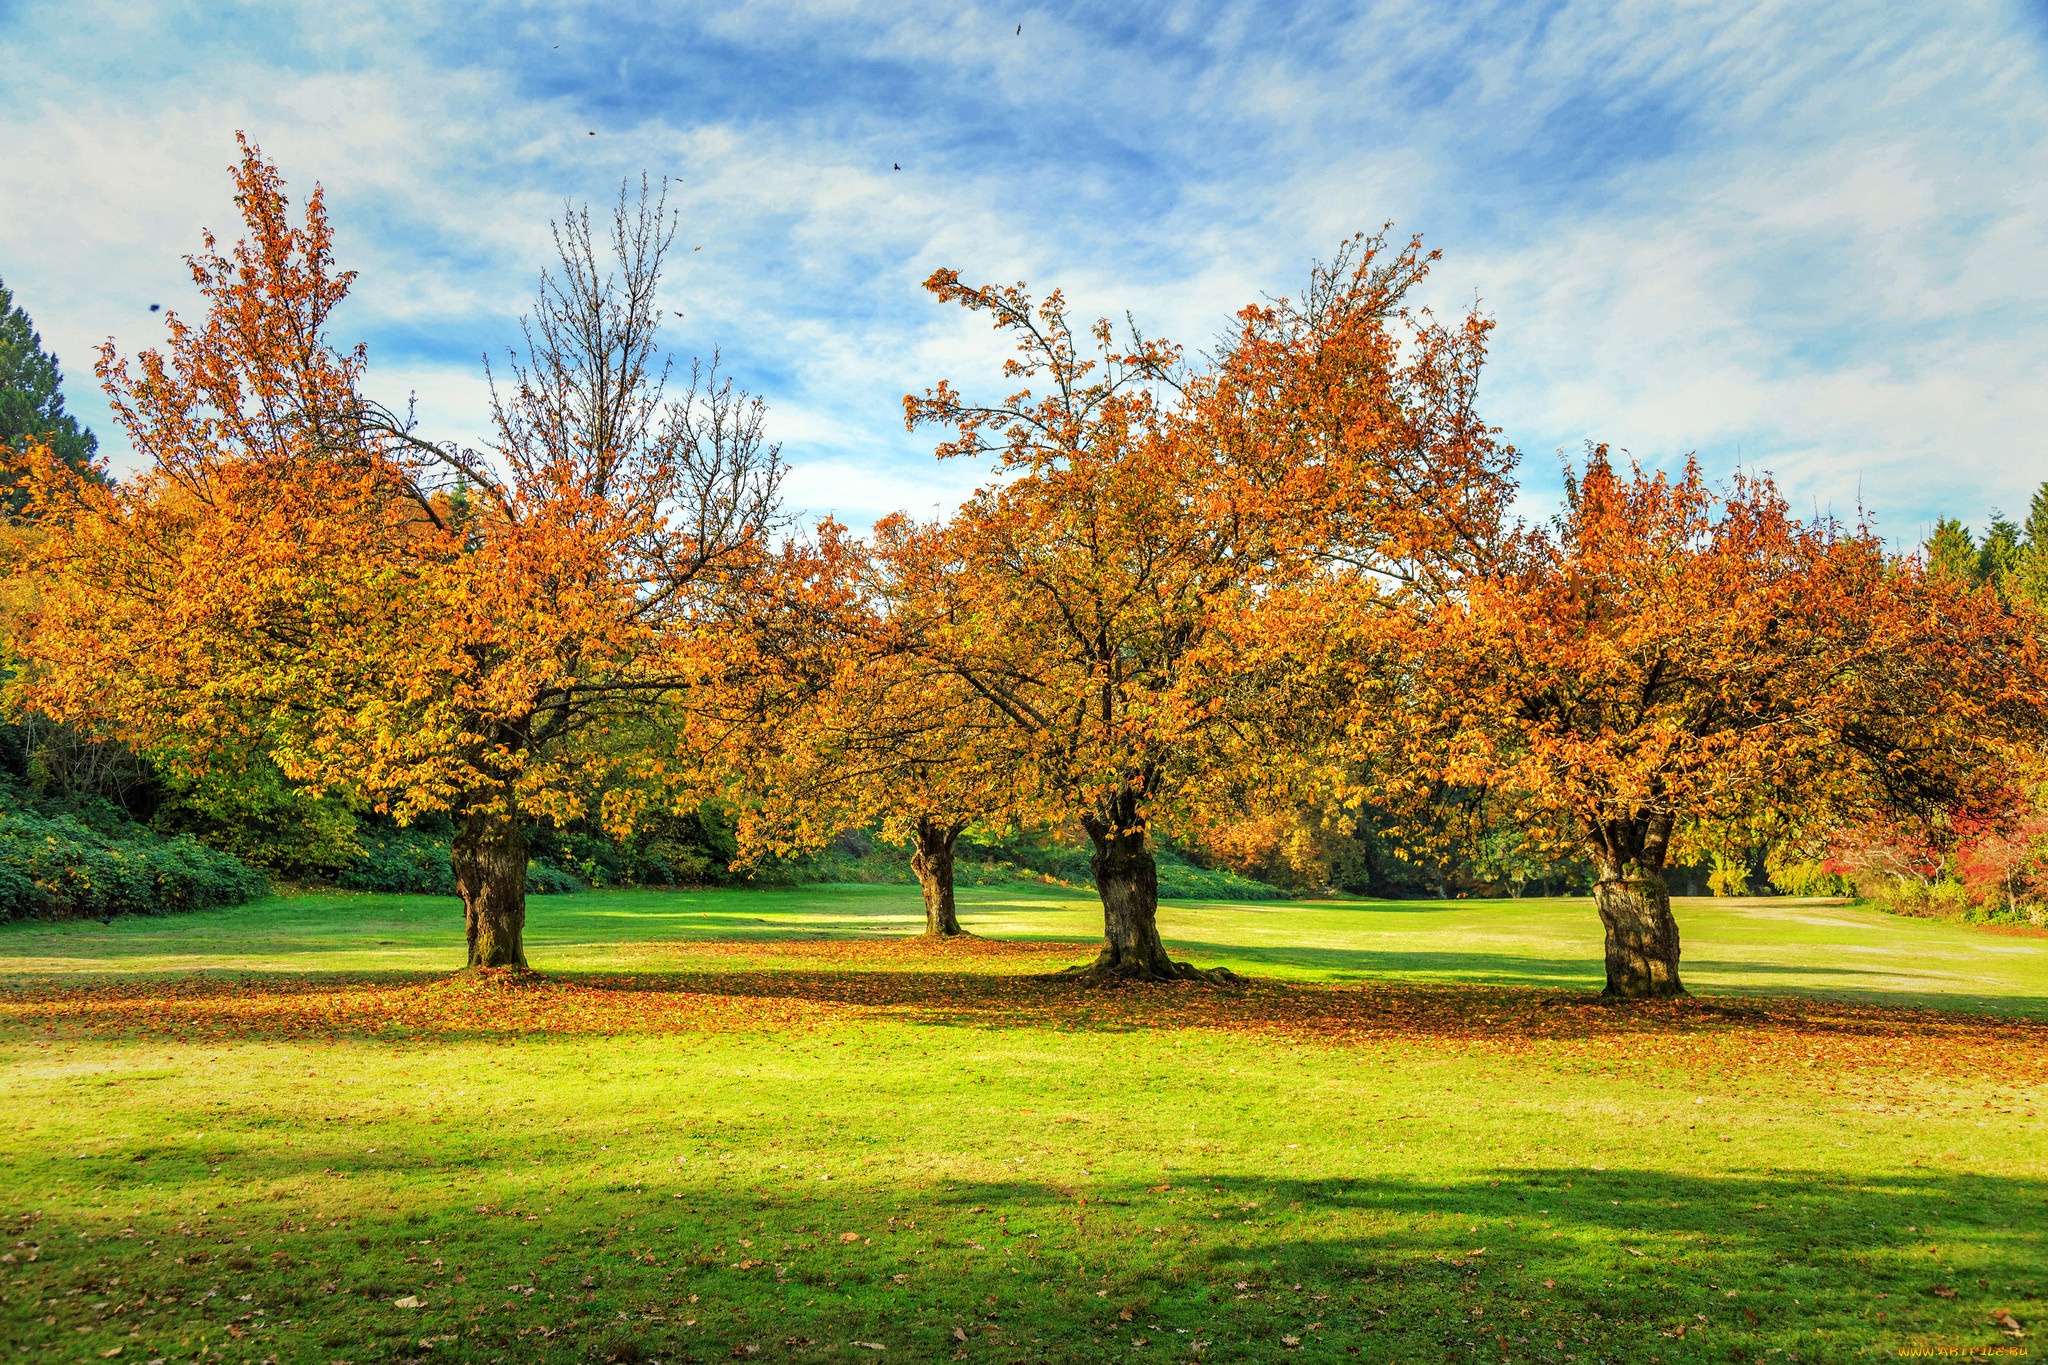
(2010, 482, 2048, 610)
(1978, 511, 2022, 589)
(2026, 482, 2048, 552)
(1925, 517, 1977, 582)
(0, 275, 102, 512)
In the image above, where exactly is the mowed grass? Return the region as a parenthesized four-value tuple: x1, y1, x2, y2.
(1, 886, 2043, 1365)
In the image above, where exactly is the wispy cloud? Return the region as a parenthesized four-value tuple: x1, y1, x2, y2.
(3, 0, 2043, 541)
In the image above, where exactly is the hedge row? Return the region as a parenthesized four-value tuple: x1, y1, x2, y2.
(336, 829, 586, 897)
(0, 809, 268, 922)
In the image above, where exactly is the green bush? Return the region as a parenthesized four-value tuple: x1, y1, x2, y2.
(336, 829, 455, 895)
(0, 808, 267, 922)
(335, 830, 586, 897)
(1154, 856, 1286, 901)
(525, 861, 586, 896)
(790, 839, 1284, 900)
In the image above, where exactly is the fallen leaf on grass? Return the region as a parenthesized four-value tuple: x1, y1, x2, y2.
(838, 1232, 862, 1243)
(1992, 1309, 2025, 1338)
(15, 955, 2041, 1089)
(1624, 1248, 1644, 1258)
(1741, 1307, 1758, 1323)
(1119, 1308, 1133, 1322)
(393, 1295, 422, 1309)
(1932, 1286, 1958, 1299)
(952, 1329, 968, 1342)
(854, 1344, 886, 1352)
(1282, 1335, 1301, 1347)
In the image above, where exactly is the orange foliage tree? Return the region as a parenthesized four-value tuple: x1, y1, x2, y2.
(1383, 448, 2048, 997)
(715, 519, 1032, 938)
(891, 233, 1518, 982)
(9, 141, 784, 969)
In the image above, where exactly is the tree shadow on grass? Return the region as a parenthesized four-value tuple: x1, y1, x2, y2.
(22, 1150, 2040, 1365)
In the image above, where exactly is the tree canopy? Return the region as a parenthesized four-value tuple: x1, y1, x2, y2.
(871, 233, 1518, 981)
(1377, 447, 2048, 996)
(9, 139, 784, 969)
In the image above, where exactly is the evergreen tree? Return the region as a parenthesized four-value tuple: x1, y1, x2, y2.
(1978, 511, 2022, 589)
(2009, 482, 2048, 610)
(2027, 482, 2048, 552)
(1925, 517, 1977, 582)
(0, 275, 102, 512)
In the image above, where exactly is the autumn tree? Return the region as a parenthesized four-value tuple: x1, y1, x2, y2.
(719, 521, 1027, 938)
(893, 232, 1517, 982)
(1386, 448, 2048, 998)
(9, 139, 783, 969)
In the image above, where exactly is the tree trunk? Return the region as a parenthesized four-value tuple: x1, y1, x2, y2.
(1593, 857, 1684, 998)
(453, 806, 529, 970)
(909, 816, 967, 938)
(1069, 794, 1239, 986)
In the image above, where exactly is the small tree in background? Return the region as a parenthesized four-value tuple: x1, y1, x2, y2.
(1925, 517, 1977, 581)
(720, 520, 1028, 938)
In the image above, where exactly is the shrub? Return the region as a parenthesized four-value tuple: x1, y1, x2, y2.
(1766, 859, 1855, 898)
(1154, 856, 1286, 902)
(335, 830, 586, 896)
(0, 808, 266, 922)
(336, 829, 454, 894)
(1706, 853, 1749, 897)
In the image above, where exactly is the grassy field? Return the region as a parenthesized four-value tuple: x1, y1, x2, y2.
(1, 885, 2042, 1364)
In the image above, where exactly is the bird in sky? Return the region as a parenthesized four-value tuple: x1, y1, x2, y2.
(894, 163, 901, 170)
(148, 304, 160, 312)
(1016, 24, 1021, 34)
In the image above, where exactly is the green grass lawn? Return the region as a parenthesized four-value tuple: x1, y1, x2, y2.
(1, 885, 2042, 1364)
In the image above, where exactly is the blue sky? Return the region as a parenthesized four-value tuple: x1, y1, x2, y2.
(3, 0, 2045, 542)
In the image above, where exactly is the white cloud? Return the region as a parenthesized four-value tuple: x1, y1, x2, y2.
(2, 0, 2043, 546)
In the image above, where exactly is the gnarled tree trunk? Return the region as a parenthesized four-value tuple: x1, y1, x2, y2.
(1072, 792, 1238, 986)
(453, 805, 529, 970)
(1594, 862, 1684, 998)
(1588, 807, 1685, 999)
(910, 815, 968, 937)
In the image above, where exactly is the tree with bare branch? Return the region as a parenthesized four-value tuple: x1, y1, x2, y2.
(10, 139, 785, 969)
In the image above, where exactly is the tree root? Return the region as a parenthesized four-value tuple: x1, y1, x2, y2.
(1599, 983, 1691, 1002)
(1052, 959, 1247, 988)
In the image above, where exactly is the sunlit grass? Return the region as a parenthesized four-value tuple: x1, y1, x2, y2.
(1, 886, 2041, 1363)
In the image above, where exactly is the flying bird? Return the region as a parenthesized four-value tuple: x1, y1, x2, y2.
(588, 131, 596, 136)
(893, 162, 901, 170)
(148, 304, 161, 312)
(1016, 24, 1021, 33)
